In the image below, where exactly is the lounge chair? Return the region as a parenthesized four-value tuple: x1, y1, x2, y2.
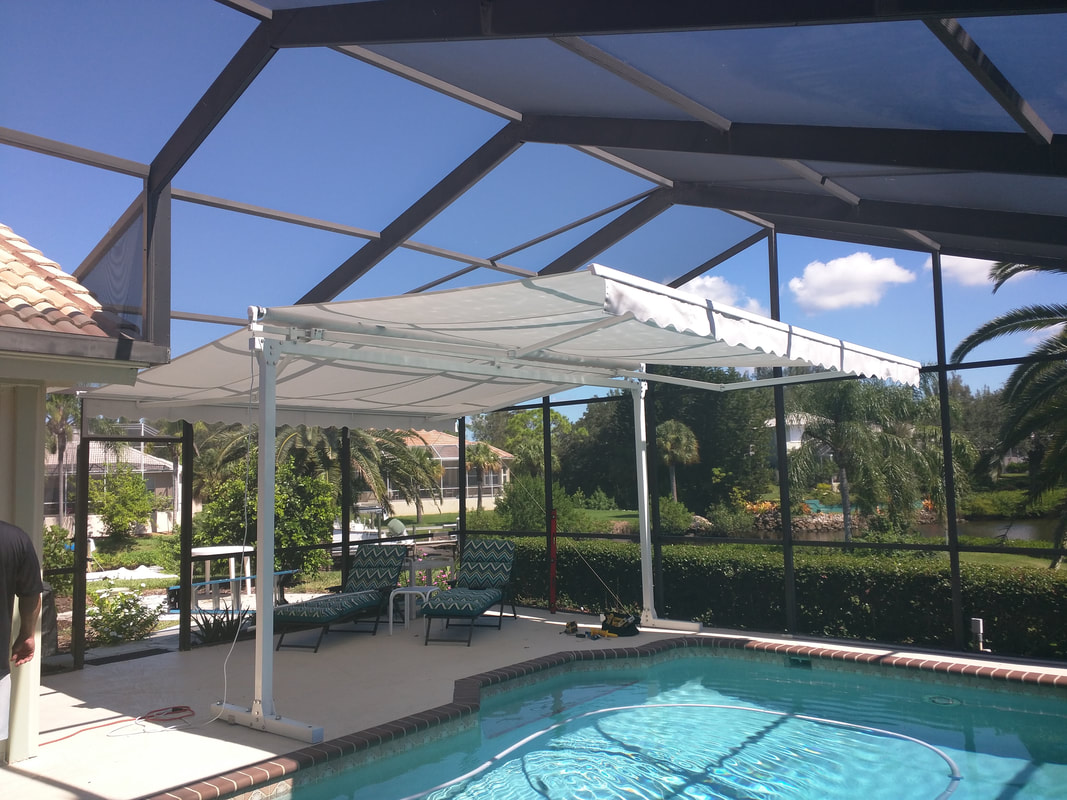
(422, 538, 516, 646)
(274, 543, 406, 652)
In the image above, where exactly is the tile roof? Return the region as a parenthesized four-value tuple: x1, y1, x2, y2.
(0, 222, 126, 338)
(406, 429, 513, 460)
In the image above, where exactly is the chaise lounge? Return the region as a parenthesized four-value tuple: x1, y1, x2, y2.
(274, 543, 406, 652)
(422, 538, 515, 646)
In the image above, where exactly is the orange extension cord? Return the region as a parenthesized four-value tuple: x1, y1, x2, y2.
(41, 705, 195, 745)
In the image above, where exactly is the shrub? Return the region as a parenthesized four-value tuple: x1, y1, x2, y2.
(43, 524, 75, 595)
(192, 608, 252, 645)
(194, 458, 336, 579)
(465, 508, 503, 531)
(87, 581, 163, 645)
(702, 503, 757, 537)
(658, 496, 694, 533)
(506, 536, 1067, 660)
(89, 464, 156, 541)
(494, 475, 598, 533)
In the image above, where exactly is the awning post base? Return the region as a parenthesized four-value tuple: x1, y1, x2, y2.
(212, 702, 324, 744)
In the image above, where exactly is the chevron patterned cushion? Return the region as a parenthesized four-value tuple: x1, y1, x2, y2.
(455, 539, 514, 590)
(274, 590, 382, 624)
(343, 544, 407, 593)
(421, 587, 503, 618)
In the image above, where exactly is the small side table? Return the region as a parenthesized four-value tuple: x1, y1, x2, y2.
(388, 585, 439, 635)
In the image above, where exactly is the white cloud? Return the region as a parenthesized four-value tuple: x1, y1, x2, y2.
(788, 252, 915, 312)
(922, 254, 995, 287)
(681, 274, 768, 316)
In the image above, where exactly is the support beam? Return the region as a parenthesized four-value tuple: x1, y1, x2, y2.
(673, 183, 1067, 249)
(270, 1, 1067, 47)
(631, 382, 655, 625)
(214, 337, 323, 743)
(148, 23, 276, 198)
(299, 123, 524, 303)
(521, 115, 1067, 178)
(539, 189, 674, 275)
(668, 229, 768, 289)
(926, 18, 1053, 144)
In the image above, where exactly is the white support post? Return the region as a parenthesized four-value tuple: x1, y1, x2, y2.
(213, 336, 323, 743)
(631, 382, 656, 625)
(630, 381, 702, 633)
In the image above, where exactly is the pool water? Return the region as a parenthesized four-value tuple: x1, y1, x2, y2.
(298, 654, 1067, 799)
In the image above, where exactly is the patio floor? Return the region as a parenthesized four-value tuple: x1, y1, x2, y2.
(4, 608, 1067, 800)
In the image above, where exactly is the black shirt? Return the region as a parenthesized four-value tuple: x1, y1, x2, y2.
(0, 521, 44, 678)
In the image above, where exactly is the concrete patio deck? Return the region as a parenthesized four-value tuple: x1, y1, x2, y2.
(4, 608, 1067, 800)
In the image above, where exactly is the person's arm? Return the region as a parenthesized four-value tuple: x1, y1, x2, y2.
(11, 593, 41, 666)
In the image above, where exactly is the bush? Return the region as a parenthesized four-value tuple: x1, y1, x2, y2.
(465, 508, 503, 531)
(87, 581, 163, 645)
(43, 525, 75, 595)
(89, 464, 156, 541)
(192, 608, 252, 645)
(505, 536, 1067, 660)
(702, 503, 757, 537)
(194, 458, 337, 579)
(658, 496, 694, 533)
(494, 475, 598, 533)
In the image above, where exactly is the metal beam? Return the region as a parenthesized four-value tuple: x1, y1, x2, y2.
(521, 115, 1067, 178)
(270, 1, 1067, 47)
(667, 229, 769, 289)
(148, 22, 276, 198)
(673, 182, 1067, 248)
(0, 126, 149, 178)
(553, 37, 731, 131)
(539, 188, 674, 275)
(926, 18, 1053, 144)
(298, 123, 524, 303)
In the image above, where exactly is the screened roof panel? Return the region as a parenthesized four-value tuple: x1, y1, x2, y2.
(583, 24, 1018, 131)
(831, 171, 1067, 217)
(364, 39, 694, 119)
(962, 14, 1067, 133)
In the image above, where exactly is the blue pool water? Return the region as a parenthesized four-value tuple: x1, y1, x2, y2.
(296, 654, 1067, 799)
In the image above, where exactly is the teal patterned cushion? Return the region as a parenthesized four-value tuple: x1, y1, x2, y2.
(422, 587, 502, 618)
(274, 590, 381, 624)
(343, 544, 406, 593)
(456, 539, 514, 590)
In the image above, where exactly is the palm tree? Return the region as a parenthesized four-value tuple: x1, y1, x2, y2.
(384, 443, 443, 522)
(952, 261, 1067, 567)
(789, 379, 923, 542)
(466, 441, 502, 510)
(656, 419, 699, 502)
(45, 393, 81, 526)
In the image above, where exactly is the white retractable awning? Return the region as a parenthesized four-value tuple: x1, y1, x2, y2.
(84, 264, 918, 425)
(82, 264, 918, 743)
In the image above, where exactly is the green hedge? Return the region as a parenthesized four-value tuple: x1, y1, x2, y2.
(501, 536, 1067, 660)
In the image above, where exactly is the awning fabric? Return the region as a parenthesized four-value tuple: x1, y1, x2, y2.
(82, 264, 918, 424)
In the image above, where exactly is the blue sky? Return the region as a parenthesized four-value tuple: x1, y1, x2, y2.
(3, 0, 1061, 408)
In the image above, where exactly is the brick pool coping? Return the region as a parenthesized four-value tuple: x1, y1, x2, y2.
(142, 634, 1067, 800)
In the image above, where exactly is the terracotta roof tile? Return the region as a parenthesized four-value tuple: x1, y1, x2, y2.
(0, 222, 128, 339)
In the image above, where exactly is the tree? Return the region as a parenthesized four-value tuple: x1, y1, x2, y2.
(465, 441, 501, 510)
(194, 455, 337, 578)
(45, 393, 80, 525)
(789, 379, 924, 542)
(503, 409, 572, 477)
(952, 261, 1067, 567)
(656, 419, 699, 502)
(89, 464, 156, 542)
(468, 411, 511, 449)
(382, 439, 443, 522)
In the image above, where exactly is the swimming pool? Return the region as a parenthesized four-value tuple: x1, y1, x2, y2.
(279, 648, 1067, 800)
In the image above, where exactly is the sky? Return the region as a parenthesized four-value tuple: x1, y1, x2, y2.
(2, 0, 1063, 416)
